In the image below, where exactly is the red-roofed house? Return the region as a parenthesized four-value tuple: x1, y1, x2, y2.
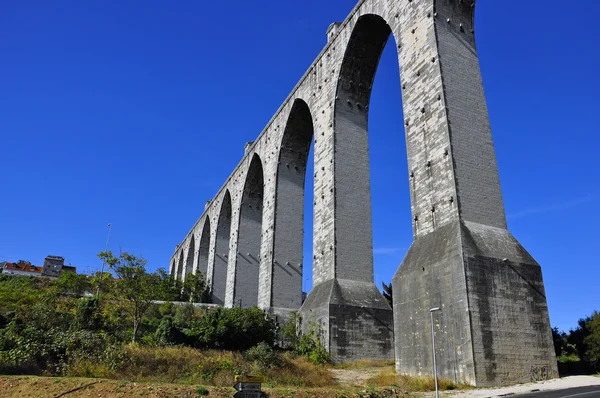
(1, 260, 44, 277)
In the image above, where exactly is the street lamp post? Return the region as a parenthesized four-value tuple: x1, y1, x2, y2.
(430, 307, 441, 398)
(96, 223, 112, 297)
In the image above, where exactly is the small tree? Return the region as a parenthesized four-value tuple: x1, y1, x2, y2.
(98, 251, 158, 343)
(382, 281, 393, 308)
(54, 271, 89, 295)
(584, 311, 600, 372)
(182, 272, 211, 303)
(154, 267, 182, 302)
(90, 270, 113, 295)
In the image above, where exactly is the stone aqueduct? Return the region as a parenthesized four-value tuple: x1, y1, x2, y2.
(170, 0, 558, 386)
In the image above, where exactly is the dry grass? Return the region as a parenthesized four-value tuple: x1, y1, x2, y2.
(67, 345, 336, 388)
(365, 367, 470, 391)
(333, 359, 396, 369)
(0, 376, 411, 398)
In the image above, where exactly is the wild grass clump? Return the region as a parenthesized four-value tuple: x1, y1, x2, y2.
(266, 352, 336, 387)
(366, 370, 468, 391)
(333, 360, 395, 369)
(67, 345, 337, 388)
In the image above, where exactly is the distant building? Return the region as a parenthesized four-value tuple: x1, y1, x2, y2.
(42, 255, 65, 277)
(1, 260, 44, 277)
(0, 256, 77, 278)
(62, 265, 77, 273)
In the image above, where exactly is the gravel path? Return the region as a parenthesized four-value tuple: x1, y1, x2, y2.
(330, 368, 383, 387)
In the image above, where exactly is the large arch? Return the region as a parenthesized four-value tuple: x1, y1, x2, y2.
(197, 217, 211, 281)
(234, 154, 264, 308)
(176, 250, 184, 281)
(212, 191, 232, 305)
(185, 235, 195, 279)
(332, 13, 393, 283)
(272, 99, 314, 310)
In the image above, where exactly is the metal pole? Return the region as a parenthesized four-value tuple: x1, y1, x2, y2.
(430, 307, 441, 398)
(96, 223, 112, 297)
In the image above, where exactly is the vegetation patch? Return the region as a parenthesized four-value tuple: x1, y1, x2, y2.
(363, 367, 470, 391)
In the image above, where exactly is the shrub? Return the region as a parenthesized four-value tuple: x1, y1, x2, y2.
(174, 303, 196, 327)
(292, 329, 331, 365)
(186, 307, 276, 351)
(154, 316, 187, 346)
(0, 318, 108, 375)
(365, 370, 464, 391)
(74, 297, 102, 331)
(244, 342, 282, 370)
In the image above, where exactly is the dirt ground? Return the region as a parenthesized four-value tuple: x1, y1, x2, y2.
(0, 373, 402, 398)
(4, 371, 595, 398)
(330, 368, 385, 387)
(0, 377, 231, 398)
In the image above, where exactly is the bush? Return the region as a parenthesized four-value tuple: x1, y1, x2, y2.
(74, 297, 102, 331)
(0, 318, 108, 375)
(174, 303, 196, 327)
(154, 316, 187, 346)
(186, 307, 276, 351)
(286, 318, 331, 365)
(244, 342, 282, 370)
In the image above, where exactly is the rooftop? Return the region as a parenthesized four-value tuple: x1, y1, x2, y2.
(3, 261, 43, 273)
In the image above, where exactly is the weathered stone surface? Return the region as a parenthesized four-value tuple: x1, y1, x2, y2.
(169, 0, 557, 382)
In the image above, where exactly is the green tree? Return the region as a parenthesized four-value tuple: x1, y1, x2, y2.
(186, 307, 276, 350)
(568, 316, 592, 363)
(154, 268, 182, 302)
(74, 297, 103, 331)
(90, 270, 113, 295)
(583, 311, 600, 372)
(280, 311, 301, 349)
(98, 251, 158, 343)
(382, 281, 393, 308)
(181, 272, 211, 303)
(553, 327, 567, 357)
(54, 271, 89, 295)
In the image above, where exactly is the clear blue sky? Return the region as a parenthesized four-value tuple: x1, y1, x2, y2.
(1, 0, 598, 332)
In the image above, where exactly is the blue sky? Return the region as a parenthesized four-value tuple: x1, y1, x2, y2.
(1, 0, 598, 332)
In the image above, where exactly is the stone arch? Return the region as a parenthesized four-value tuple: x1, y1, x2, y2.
(176, 250, 184, 281)
(185, 235, 195, 278)
(197, 217, 211, 281)
(234, 153, 264, 308)
(331, 13, 395, 282)
(271, 98, 314, 309)
(213, 191, 232, 305)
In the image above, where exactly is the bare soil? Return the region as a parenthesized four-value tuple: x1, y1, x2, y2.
(0, 377, 232, 398)
(330, 368, 387, 387)
(0, 375, 401, 398)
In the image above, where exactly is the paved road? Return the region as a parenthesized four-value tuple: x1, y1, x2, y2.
(513, 386, 600, 398)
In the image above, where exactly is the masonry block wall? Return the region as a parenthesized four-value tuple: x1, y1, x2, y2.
(170, 0, 557, 382)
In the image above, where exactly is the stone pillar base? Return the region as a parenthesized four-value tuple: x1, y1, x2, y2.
(299, 278, 394, 363)
(393, 221, 558, 386)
